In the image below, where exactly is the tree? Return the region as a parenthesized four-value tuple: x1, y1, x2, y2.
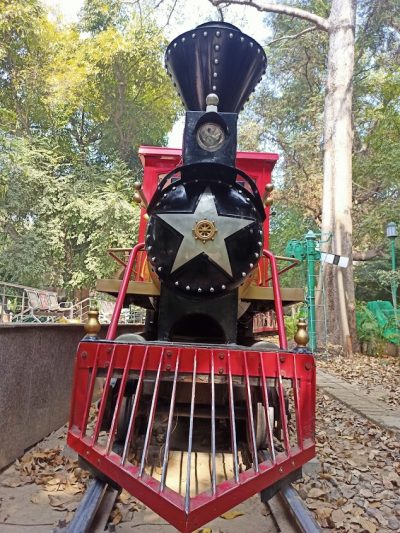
(0, 0, 54, 134)
(0, 0, 178, 294)
(0, 132, 139, 291)
(47, 2, 179, 167)
(211, 0, 395, 355)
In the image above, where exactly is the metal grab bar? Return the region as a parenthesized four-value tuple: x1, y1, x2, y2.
(263, 249, 288, 349)
(106, 243, 145, 340)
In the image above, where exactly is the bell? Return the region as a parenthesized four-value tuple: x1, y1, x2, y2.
(84, 308, 101, 337)
(294, 318, 309, 347)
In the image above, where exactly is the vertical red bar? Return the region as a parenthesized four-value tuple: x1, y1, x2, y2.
(160, 349, 181, 491)
(92, 345, 117, 444)
(302, 360, 316, 441)
(263, 249, 287, 349)
(227, 351, 239, 483)
(259, 353, 276, 464)
(292, 356, 304, 449)
(275, 353, 291, 455)
(139, 349, 165, 477)
(68, 353, 90, 431)
(243, 352, 259, 472)
(121, 346, 150, 465)
(106, 346, 133, 454)
(106, 242, 144, 340)
(80, 345, 101, 438)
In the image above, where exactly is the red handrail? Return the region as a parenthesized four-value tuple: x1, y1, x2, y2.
(106, 244, 287, 348)
(106, 243, 145, 340)
(263, 249, 288, 349)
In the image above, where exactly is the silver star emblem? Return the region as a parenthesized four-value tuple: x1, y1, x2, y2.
(157, 187, 253, 276)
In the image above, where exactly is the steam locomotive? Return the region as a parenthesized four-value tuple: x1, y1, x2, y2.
(67, 22, 316, 532)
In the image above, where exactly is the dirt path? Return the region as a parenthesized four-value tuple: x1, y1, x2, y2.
(318, 354, 400, 408)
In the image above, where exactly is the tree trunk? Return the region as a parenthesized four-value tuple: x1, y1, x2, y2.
(321, 0, 358, 355)
(211, 0, 359, 354)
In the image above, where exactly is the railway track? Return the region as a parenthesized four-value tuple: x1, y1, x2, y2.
(58, 478, 321, 533)
(55, 480, 119, 533)
(267, 485, 321, 533)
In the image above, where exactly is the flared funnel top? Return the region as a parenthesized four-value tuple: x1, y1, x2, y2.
(165, 21, 267, 113)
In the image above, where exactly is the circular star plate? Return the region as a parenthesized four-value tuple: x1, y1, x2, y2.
(146, 180, 264, 295)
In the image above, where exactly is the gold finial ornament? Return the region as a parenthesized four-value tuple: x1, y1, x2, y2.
(133, 183, 149, 209)
(294, 318, 309, 347)
(262, 183, 274, 206)
(84, 308, 101, 337)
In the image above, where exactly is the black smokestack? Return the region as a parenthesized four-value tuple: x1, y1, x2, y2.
(165, 21, 267, 114)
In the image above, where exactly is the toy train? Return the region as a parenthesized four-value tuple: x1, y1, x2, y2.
(67, 21, 316, 532)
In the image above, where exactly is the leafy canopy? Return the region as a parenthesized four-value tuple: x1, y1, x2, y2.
(0, 0, 178, 294)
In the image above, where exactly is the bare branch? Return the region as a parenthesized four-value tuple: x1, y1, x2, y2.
(353, 248, 387, 261)
(209, 0, 329, 32)
(354, 184, 382, 205)
(267, 25, 317, 46)
(165, 0, 178, 27)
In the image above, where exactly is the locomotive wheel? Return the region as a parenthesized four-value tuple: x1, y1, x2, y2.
(255, 402, 274, 450)
(115, 333, 145, 343)
(116, 394, 135, 443)
(251, 340, 280, 351)
(100, 378, 119, 431)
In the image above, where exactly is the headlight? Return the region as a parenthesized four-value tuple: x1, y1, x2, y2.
(196, 122, 225, 152)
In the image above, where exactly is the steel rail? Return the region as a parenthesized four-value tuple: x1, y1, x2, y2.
(55, 478, 119, 533)
(280, 484, 321, 533)
(267, 484, 321, 533)
(63, 479, 109, 533)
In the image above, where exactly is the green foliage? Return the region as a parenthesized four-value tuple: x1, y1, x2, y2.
(241, 0, 399, 301)
(356, 304, 382, 340)
(0, 132, 139, 291)
(80, 0, 127, 33)
(0, 0, 54, 133)
(284, 306, 306, 340)
(356, 303, 389, 355)
(268, 205, 316, 288)
(354, 253, 399, 302)
(0, 0, 178, 293)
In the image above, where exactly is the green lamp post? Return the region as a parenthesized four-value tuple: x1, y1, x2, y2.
(386, 222, 398, 319)
(305, 231, 317, 352)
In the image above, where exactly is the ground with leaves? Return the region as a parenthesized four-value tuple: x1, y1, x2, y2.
(318, 354, 400, 408)
(0, 386, 399, 531)
(296, 393, 400, 532)
(0, 428, 269, 532)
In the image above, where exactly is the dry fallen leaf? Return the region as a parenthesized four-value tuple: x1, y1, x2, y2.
(314, 507, 332, 520)
(220, 510, 244, 520)
(111, 508, 123, 525)
(307, 488, 326, 499)
(1, 478, 30, 488)
(359, 517, 377, 533)
(329, 509, 345, 527)
(48, 493, 81, 512)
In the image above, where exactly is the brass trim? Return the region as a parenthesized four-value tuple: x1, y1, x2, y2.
(240, 285, 304, 303)
(96, 279, 160, 296)
(96, 278, 303, 303)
